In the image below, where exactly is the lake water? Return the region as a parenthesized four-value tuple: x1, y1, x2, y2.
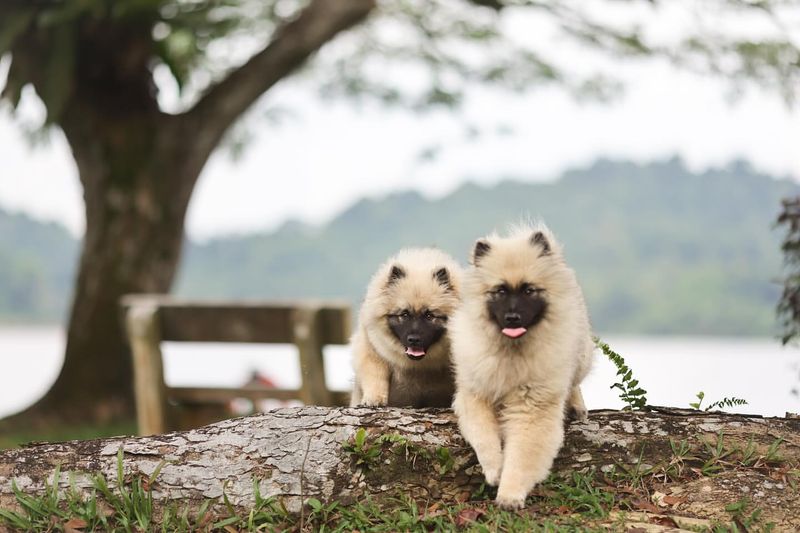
(1, 326, 799, 419)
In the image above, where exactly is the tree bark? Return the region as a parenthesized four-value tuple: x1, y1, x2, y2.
(1, 408, 799, 530)
(0, 0, 376, 429)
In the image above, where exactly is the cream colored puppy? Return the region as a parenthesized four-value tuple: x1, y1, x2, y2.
(351, 248, 462, 408)
(450, 224, 593, 509)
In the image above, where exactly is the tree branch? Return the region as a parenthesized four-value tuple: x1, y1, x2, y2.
(182, 0, 375, 159)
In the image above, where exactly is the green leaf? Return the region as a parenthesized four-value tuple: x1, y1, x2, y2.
(212, 515, 240, 528)
(307, 498, 323, 511)
(354, 428, 366, 448)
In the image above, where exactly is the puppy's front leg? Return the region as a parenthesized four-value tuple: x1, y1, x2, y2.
(352, 335, 391, 406)
(453, 389, 503, 486)
(495, 397, 566, 509)
(567, 385, 588, 421)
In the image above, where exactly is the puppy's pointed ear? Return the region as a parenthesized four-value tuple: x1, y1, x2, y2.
(387, 265, 406, 287)
(472, 239, 491, 265)
(433, 267, 453, 291)
(531, 231, 551, 256)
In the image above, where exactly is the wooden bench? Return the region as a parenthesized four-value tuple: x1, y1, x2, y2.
(121, 295, 352, 435)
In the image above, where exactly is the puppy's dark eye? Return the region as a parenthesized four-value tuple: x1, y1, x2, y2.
(524, 286, 536, 296)
(399, 310, 410, 319)
(424, 310, 435, 321)
(496, 286, 507, 296)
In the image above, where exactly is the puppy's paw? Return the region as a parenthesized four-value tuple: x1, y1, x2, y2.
(477, 452, 503, 486)
(568, 405, 588, 422)
(358, 394, 388, 407)
(482, 465, 501, 486)
(494, 492, 527, 510)
(568, 387, 588, 422)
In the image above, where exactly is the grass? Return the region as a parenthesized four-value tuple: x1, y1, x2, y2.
(0, 455, 617, 532)
(606, 432, 798, 490)
(1, 436, 787, 532)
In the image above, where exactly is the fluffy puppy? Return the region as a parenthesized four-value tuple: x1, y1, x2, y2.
(350, 248, 462, 408)
(450, 224, 593, 509)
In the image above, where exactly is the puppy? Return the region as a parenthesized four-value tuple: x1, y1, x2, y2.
(450, 224, 593, 509)
(350, 248, 462, 408)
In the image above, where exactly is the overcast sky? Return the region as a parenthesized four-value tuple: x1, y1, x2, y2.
(1, 10, 798, 241)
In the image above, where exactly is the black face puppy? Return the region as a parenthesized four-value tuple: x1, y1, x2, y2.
(350, 248, 462, 407)
(450, 224, 594, 509)
(386, 299, 448, 360)
(485, 281, 547, 339)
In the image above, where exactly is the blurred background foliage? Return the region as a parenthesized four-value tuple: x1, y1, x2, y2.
(3, 1, 799, 120)
(1, 156, 794, 336)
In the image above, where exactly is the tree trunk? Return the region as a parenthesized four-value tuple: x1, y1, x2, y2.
(1, 408, 799, 530)
(4, 107, 203, 427)
(0, 0, 376, 431)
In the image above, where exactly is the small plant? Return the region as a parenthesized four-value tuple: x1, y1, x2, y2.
(594, 337, 648, 410)
(306, 497, 340, 531)
(765, 437, 785, 463)
(716, 498, 776, 533)
(698, 431, 734, 476)
(540, 469, 615, 519)
(655, 438, 696, 481)
(435, 446, 455, 475)
(690, 391, 748, 411)
(342, 429, 447, 473)
(609, 445, 654, 491)
(689, 391, 705, 410)
(342, 428, 383, 470)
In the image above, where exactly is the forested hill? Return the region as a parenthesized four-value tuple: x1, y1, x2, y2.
(2, 158, 797, 336)
(177, 158, 798, 336)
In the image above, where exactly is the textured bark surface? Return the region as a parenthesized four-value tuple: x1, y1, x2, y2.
(1, 408, 799, 529)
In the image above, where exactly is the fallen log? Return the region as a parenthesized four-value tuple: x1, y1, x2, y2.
(1, 407, 798, 530)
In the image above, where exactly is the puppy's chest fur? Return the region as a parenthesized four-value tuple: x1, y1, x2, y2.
(388, 366, 455, 408)
(462, 350, 541, 403)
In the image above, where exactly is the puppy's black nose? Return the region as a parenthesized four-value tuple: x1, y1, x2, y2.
(406, 334, 422, 346)
(504, 312, 522, 327)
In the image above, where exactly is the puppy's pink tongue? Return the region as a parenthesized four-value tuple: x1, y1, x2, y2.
(406, 348, 426, 357)
(502, 327, 527, 338)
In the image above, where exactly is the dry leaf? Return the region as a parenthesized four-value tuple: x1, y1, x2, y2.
(651, 515, 679, 527)
(455, 491, 471, 503)
(651, 490, 668, 507)
(630, 499, 663, 514)
(662, 495, 687, 506)
(197, 511, 215, 528)
(423, 503, 445, 520)
(64, 518, 88, 529)
(455, 507, 486, 527)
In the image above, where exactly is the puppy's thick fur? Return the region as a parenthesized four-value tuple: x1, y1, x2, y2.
(450, 224, 593, 509)
(351, 248, 462, 408)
